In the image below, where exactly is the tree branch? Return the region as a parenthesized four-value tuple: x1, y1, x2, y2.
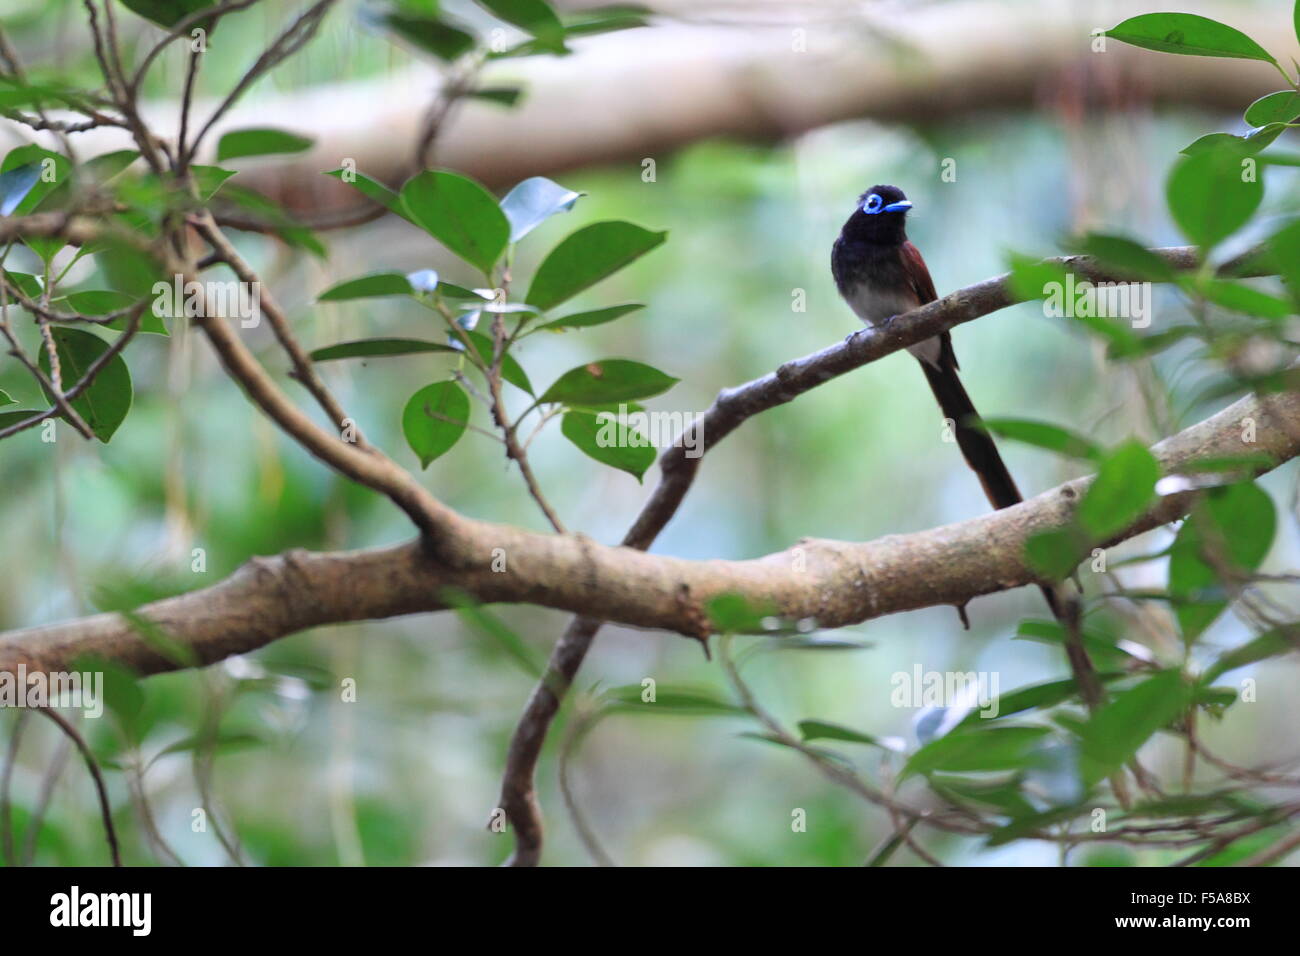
(3, 383, 1296, 677)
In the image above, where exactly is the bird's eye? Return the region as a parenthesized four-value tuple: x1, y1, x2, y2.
(863, 194, 883, 214)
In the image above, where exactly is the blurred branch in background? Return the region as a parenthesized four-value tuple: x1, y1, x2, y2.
(4, 2, 1296, 213)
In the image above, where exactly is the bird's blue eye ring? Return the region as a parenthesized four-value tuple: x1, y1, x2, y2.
(862, 193, 883, 215)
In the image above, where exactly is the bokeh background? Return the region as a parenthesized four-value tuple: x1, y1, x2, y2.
(1, 0, 1298, 865)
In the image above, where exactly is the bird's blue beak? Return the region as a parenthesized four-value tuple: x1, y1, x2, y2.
(883, 200, 913, 213)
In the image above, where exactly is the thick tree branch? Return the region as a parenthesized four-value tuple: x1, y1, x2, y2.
(2, 384, 1296, 677)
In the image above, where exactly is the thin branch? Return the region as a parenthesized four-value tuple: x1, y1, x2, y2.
(484, 278, 566, 533)
(185, 0, 336, 162)
(129, 0, 266, 98)
(0, 710, 28, 867)
(22, 735, 71, 866)
(192, 212, 371, 450)
(177, 45, 204, 172)
(33, 707, 121, 867)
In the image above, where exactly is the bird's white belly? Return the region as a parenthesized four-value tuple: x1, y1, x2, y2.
(844, 281, 941, 366)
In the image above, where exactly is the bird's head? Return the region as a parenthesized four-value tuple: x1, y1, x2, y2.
(842, 184, 912, 244)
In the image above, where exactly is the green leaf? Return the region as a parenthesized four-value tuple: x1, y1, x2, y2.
(978, 417, 1102, 461)
(318, 271, 413, 301)
(37, 327, 132, 442)
(310, 338, 455, 361)
(63, 289, 134, 314)
(117, 0, 213, 28)
(1025, 527, 1088, 581)
(462, 330, 534, 394)
(526, 221, 666, 311)
(1078, 670, 1191, 787)
(1182, 125, 1286, 156)
(563, 4, 650, 37)
(933, 776, 1039, 818)
(62, 290, 167, 335)
(400, 170, 510, 275)
(602, 683, 745, 715)
(1076, 440, 1160, 539)
(1203, 627, 1297, 683)
(3, 270, 42, 298)
(82, 149, 139, 184)
(797, 720, 879, 746)
(464, 86, 523, 107)
(1169, 481, 1275, 643)
(1069, 311, 1143, 358)
(902, 725, 1053, 780)
(147, 732, 263, 769)
(0, 388, 12, 407)
(1265, 219, 1300, 308)
(378, 11, 477, 61)
(95, 236, 164, 298)
(477, 0, 567, 53)
(1178, 452, 1277, 475)
(1244, 90, 1300, 127)
(499, 175, 583, 242)
(0, 408, 41, 430)
(1004, 251, 1068, 301)
(1112, 325, 1202, 361)
(324, 168, 414, 223)
(1068, 233, 1177, 282)
(539, 358, 677, 405)
(0, 162, 40, 216)
(958, 675, 1124, 726)
(443, 591, 543, 678)
(985, 805, 1089, 847)
(560, 409, 655, 481)
(3, 145, 71, 222)
(1194, 278, 1292, 320)
(401, 381, 469, 467)
(1105, 13, 1276, 63)
(216, 127, 314, 162)
(1167, 149, 1264, 249)
(537, 303, 643, 331)
(705, 593, 772, 633)
(1015, 618, 1139, 669)
(190, 164, 237, 201)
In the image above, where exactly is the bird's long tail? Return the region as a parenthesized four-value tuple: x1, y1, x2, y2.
(919, 360, 1103, 710)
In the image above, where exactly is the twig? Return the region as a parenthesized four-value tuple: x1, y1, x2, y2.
(22, 735, 71, 865)
(0, 710, 29, 867)
(129, 0, 266, 99)
(186, 0, 337, 162)
(177, 45, 204, 172)
(33, 707, 121, 867)
(192, 212, 369, 449)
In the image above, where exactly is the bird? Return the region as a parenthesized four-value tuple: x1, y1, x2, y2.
(832, 184, 1100, 705)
